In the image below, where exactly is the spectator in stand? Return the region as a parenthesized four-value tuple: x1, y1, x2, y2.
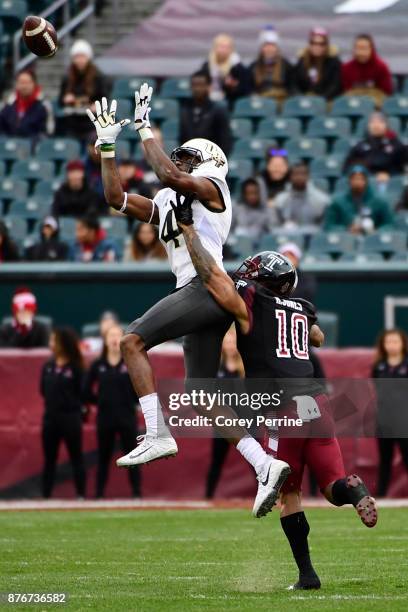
(0, 220, 20, 262)
(25, 216, 69, 262)
(117, 158, 153, 199)
(372, 329, 408, 497)
(124, 223, 167, 262)
(58, 40, 108, 140)
(233, 178, 269, 239)
(341, 34, 393, 106)
(294, 27, 342, 100)
(0, 70, 49, 141)
(179, 71, 232, 155)
(344, 112, 407, 178)
(83, 324, 140, 498)
(274, 162, 329, 229)
(279, 242, 317, 304)
(69, 216, 120, 262)
(41, 327, 86, 498)
(0, 287, 49, 348)
(52, 160, 106, 218)
(257, 150, 290, 217)
(200, 33, 249, 106)
(249, 26, 293, 104)
(324, 165, 394, 233)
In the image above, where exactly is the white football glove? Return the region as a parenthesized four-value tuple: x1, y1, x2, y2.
(86, 97, 130, 147)
(134, 83, 153, 131)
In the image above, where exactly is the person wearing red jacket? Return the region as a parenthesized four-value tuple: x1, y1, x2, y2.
(341, 34, 393, 106)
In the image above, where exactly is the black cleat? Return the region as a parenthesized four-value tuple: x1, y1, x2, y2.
(347, 474, 378, 528)
(287, 573, 321, 590)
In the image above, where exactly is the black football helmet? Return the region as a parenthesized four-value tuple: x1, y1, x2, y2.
(234, 251, 298, 296)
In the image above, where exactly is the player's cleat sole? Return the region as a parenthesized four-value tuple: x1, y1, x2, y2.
(253, 459, 291, 518)
(116, 435, 178, 467)
(287, 576, 321, 590)
(347, 474, 378, 528)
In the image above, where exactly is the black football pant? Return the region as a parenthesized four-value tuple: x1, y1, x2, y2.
(377, 437, 408, 496)
(205, 436, 230, 499)
(42, 413, 86, 498)
(96, 419, 140, 498)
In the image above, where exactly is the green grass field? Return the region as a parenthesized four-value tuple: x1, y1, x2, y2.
(1, 507, 407, 611)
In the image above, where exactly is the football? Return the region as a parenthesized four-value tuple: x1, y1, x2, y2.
(22, 15, 58, 58)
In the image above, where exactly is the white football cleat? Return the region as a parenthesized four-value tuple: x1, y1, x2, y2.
(252, 457, 291, 518)
(116, 434, 178, 467)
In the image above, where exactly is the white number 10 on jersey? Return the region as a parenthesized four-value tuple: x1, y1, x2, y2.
(275, 309, 309, 360)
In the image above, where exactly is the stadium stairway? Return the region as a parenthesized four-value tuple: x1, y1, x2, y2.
(35, 0, 164, 98)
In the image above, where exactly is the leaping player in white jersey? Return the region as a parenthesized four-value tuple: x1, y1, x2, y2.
(87, 84, 290, 517)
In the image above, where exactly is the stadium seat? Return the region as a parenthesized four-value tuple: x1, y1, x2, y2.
(310, 155, 344, 179)
(282, 96, 326, 118)
(228, 236, 254, 260)
(150, 98, 179, 121)
(161, 119, 180, 141)
(259, 233, 305, 252)
(231, 138, 274, 161)
(390, 252, 408, 262)
(0, 160, 5, 177)
(309, 232, 357, 255)
(115, 140, 131, 161)
(99, 216, 129, 239)
(332, 138, 354, 156)
(230, 118, 253, 140)
(354, 115, 402, 138)
(302, 253, 332, 264)
(227, 159, 254, 186)
(383, 95, 408, 119)
(361, 231, 407, 255)
(394, 211, 408, 232)
(285, 138, 326, 160)
(0, 177, 28, 202)
(12, 160, 55, 182)
(312, 177, 329, 193)
(163, 139, 178, 156)
(339, 252, 384, 263)
(0, 137, 30, 162)
(59, 217, 77, 240)
(331, 95, 375, 118)
(34, 179, 63, 199)
(233, 96, 277, 119)
(161, 78, 191, 99)
(9, 198, 52, 219)
(0, 1, 27, 34)
(36, 138, 81, 162)
(307, 116, 352, 140)
(111, 77, 156, 101)
(317, 312, 339, 347)
(3, 215, 27, 241)
(256, 117, 301, 140)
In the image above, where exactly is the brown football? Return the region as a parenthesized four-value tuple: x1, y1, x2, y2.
(22, 15, 58, 58)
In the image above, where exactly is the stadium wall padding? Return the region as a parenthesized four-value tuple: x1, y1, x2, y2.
(0, 348, 407, 499)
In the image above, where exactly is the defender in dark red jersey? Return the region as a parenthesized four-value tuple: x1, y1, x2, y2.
(175, 199, 378, 590)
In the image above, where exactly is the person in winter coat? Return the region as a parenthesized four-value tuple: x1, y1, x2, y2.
(341, 34, 393, 106)
(249, 26, 293, 104)
(324, 165, 394, 233)
(0, 287, 49, 348)
(294, 27, 342, 100)
(68, 216, 120, 262)
(200, 33, 249, 106)
(233, 178, 269, 239)
(52, 160, 106, 218)
(0, 70, 49, 141)
(25, 216, 69, 262)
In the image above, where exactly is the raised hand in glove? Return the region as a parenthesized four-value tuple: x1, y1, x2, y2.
(134, 82, 153, 132)
(174, 193, 195, 227)
(86, 97, 130, 148)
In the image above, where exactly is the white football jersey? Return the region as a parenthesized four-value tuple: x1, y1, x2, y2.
(153, 168, 232, 288)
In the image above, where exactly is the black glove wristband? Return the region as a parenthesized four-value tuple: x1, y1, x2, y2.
(174, 193, 195, 225)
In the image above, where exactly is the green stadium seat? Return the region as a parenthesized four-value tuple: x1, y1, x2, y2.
(233, 96, 277, 119)
(115, 140, 131, 160)
(36, 138, 81, 162)
(116, 98, 132, 120)
(0, 1, 27, 34)
(161, 119, 180, 141)
(161, 78, 191, 99)
(334, 176, 349, 193)
(383, 96, 408, 119)
(312, 177, 329, 193)
(259, 233, 305, 252)
(227, 159, 254, 185)
(0, 160, 5, 176)
(354, 116, 402, 138)
(307, 116, 352, 139)
(231, 138, 274, 161)
(310, 155, 344, 179)
(112, 77, 156, 101)
(34, 179, 63, 198)
(390, 252, 408, 262)
(332, 138, 353, 156)
(3, 215, 27, 241)
(99, 216, 129, 239)
(12, 160, 54, 181)
(309, 232, 357, 255)
(331, 95, 375, 118)
(150, 98, 179, 121)
(229, 236, 255, 260)
(9, 198, 52, 219)
(0, 177, 28, 202)
(394, 211, 408, 232)
(282, 96, 326, 118)
(230, 118, 253, 140)
(0, 137, 30, 161)
(302, 253, 332, 264)
(361, 231, 407, 255)
(59, 217, 77, 240)
(339, 252, 384, 263)
(285, 138, 326, 160)
(317, 311, 339, 347)
(256, 117, 301, 140)
(163, 139, 178, 156)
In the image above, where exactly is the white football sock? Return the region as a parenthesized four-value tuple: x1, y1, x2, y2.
(139, 393, 171, 438)
(236, 435, 270, 475)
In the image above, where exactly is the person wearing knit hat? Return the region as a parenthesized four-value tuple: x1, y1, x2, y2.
(0, 288, 49, 348)
(293, 27, 342, 100)
(52, 159, 106, 218)
(25, 216, 69, 262)
(58, 38, 108, 140)
(249, 25, 293, 103)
